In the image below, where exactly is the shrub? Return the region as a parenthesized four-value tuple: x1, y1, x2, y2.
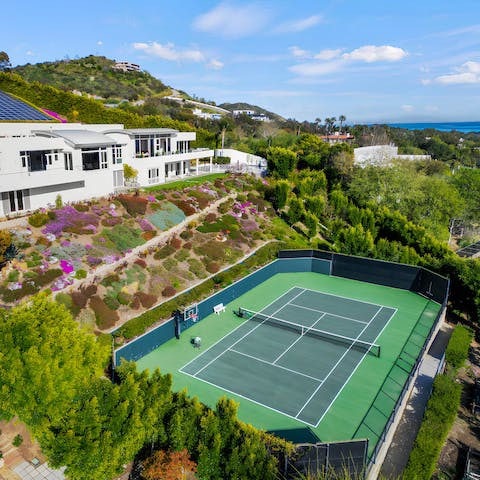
(104, 295, 121, 311)
(47, 211, 57, 220)
(445, 325, 473, 372)
(55, 292, 76, 313)
(154, 244, 175, 260)
(0, 282, 39, 302)
(7, 270, 19, 282)
(90, 295, 119, 329)
(403, 375, 461, 480)
(135, 291, 157, 308)
(55, 194, 63, 209)
(206, 261, 220, 274)
(162, 285, 176, 297)
(205, 213, 217, 223)
(117, 194, 148, 217)
(142, 230, 157, 241)
(134, 258, 147, 268)
(163, 258, 178, 270)
(170, 237, 182, 249)
(75, 269, 87, 279)
(28, 211, 50, 228)
(12, 434, 23, 447)
(101, 274, 120, 287)
(188, 258, 206, 278)
(183, 241, 192, 250)
(101, 217, 122, 227)
(73, 203, 90, 212)
(102, 224, 145, 252)
(197, 214, 239, 233)
(117, 291, 133, 305)
(180, 229, 193, 240)
(174, 249, 190, 262)
(33, 268, 63, 287)
(172, 200, 196, 216)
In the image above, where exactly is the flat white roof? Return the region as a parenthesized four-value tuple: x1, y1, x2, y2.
(33, 129, 126, 148)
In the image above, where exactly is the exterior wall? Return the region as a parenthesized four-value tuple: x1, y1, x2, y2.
(215, 148, 266, 167)
(0, 122, 212, 217)
(354, 145, 432, 167)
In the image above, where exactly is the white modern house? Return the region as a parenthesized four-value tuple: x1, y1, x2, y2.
(0, 122, 214, 218)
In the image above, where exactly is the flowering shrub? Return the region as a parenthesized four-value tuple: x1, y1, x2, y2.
(138, 218, 154, 232)
(60, 260, 74, 275)
(28, 211, 49, 228)
(42, 206, 99, 236)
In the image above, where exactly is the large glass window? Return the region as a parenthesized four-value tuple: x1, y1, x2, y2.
(64, 152, 73, 171)
(82, 148, 107, 170)
(8, 190, 25, 212)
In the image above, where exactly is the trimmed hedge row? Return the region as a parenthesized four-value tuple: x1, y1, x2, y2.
(445, 324, 473, 372)
(403, 374, 461, 479)
(114, 241, 286, 340)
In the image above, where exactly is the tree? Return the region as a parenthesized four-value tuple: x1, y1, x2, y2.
(0, 51, 11, 72)
(0, 230, 11, 263)
(266, 147, 297, 179)
(338, 115, 346, 133)
(314, 117, 322, 132)
(124, 163, 138, 180)
(0, 293, 109, 434)
(272, 180, 290, 210)
(287, 197, 305, 225)
(142, 449, 197, 480)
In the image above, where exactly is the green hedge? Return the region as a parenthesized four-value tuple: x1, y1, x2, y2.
(403, 374, 462, 479)
(445, 324, 473, 372)
(115, 241, 286, 340)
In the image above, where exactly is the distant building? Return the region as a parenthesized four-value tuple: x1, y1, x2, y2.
(232, 109, 271, 122)
(112, 61, 141, 73)
(192, 108, 222, 121)
(232, 109, 256, 116)
(354, 145, 431, 167)
(320, 132, 355, 144)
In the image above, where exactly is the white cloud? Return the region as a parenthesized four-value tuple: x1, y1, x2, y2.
(289, 46, 310, 58)
(207, 59, 224, 70)
(342, 45, 407, 63)
(193, 2, 270, 38)
(97, 40, 103, 46)
(435, 61, 480, 84)
(26, 50, 35, 56)
(289, 60, 343, 77)
(401, 104, 414, 112)
(274, 15, 323, 33)
(133, 42, 205, 62)
(314, 49, 342, 60)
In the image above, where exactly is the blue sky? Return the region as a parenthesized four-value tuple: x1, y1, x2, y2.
(2, 0, 480, 123)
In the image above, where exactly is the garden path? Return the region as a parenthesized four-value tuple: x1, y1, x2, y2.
(64, 193, 238, 296)
(0, 218, 28, 230)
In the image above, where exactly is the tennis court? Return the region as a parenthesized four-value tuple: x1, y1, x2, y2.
(179, 286, 396, 427)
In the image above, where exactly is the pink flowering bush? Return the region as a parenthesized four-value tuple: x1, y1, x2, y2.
(42, 206, 99, 236)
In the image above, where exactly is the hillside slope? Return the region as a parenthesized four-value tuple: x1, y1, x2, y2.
(219, 102, 284, 121)
(12, 55, 168, 100)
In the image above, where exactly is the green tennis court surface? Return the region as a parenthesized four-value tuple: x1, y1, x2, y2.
(180, 286, 396, 427)
(137, 272, 440, 444)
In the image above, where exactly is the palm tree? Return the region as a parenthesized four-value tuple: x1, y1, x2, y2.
(339, 115, 346, 133)
(314, 117, 322, 133)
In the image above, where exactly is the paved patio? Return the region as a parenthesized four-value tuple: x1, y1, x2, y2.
(12, 461, 65, 480)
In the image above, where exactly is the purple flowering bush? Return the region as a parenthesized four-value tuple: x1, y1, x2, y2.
(42, 206, 99, 236)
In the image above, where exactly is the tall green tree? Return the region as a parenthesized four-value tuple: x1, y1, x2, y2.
(266, 147, 297, 178)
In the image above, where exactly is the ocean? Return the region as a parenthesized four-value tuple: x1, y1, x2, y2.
(386, 122, 480, 133)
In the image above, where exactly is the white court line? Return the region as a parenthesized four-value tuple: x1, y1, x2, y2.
(180, 367, 318, 428)
(288, 302, 368, 325)
(179, 286, 298, 373)
(190, 288, 307, 377)
(295, 305, 384, 419)
(272, 313, 326, 364)
(294, 285, 393, 310)
(312, 306, 398, 427)
(229, 348, 324, 383)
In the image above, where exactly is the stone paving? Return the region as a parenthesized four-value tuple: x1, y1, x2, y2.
(12, 461, 65, 480)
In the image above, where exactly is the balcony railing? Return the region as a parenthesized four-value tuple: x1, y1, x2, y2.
(134, 148, 211, 158)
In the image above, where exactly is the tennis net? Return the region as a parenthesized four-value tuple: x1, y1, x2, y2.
(238, 307, 381, 357)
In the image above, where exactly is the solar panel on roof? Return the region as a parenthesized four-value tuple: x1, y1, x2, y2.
(0, 90, 54, 121)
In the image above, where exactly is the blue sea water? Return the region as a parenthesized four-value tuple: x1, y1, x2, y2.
(387, 122, 480, 133)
